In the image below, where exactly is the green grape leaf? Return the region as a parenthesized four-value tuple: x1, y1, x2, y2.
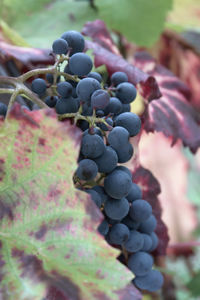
(0, 105, 140, 300)
(1, 0, 172, 48)
(96, 0, 173, 46)
(0, 0, 97, 48)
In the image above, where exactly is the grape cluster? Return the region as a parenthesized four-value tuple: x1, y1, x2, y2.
(1, 29, 164, 293)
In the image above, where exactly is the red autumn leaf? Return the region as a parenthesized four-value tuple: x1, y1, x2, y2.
(133, 51, 200, 153)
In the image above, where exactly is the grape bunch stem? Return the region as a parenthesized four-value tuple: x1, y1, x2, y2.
(0, 55, 79, 122)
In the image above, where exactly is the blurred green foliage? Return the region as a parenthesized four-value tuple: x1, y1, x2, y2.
(0, 0, 172, 48)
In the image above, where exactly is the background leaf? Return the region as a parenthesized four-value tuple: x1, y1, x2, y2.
(96, 0, 173, 46)
(0, 0, 172, 48)
(0, 0, 97, 48)
(187, 271, 200, 297)
(0, 105, 140, 300)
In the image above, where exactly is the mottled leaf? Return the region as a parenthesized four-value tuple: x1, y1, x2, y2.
(0, 104, 141, 300)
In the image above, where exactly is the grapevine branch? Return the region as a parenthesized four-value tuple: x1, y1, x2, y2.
(0, 55, 111, 129)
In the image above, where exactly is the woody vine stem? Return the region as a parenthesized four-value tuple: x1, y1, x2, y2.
(0, 55, 111, 129)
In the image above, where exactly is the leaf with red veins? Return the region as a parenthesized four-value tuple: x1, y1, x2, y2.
(82, 19, 120, 55)
(132, 165, 169, 256)
(132, 51, 200, 153)
(0, 104, 140, 300)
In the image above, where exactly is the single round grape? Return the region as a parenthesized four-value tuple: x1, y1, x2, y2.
(126, 183, 142, 203)
(139, 215, 157, 234)
(57, 82, 73, 98)
(88, 72, 102, 83)
(69, 53, 93, 76)
(123, 230, 144, 252)
(149, 232, 159, 251)
(108, 223, 130, 245)
(61, 30, 85, 54)
(31, 78, 47, 95)
(76, 78, 101, 103)
(141, 234, 153, 251)
(93, 146, 118, 174)
(108, 126, 130, 150)
(104, 197, 129, 220)
(115, 166, 132, 179)
(52, 38, 69, 55)
(115, 112, 141, 137)
(111, 72, 128, 86)
(104, 169, 132, 199)
(55, 97, 79, 114)
(85, 189, 102, 208)
(81, 133, 106, 158)
(76, 159, 98, 181)
(44, 96, 58, 108)
(0, 102, 7, 117)
(98, 219, 109, 236)
(115, 142, 134, 163)
(92, 186, 109, 204)
(104, 97, 122, 115)
(91, 89, 110, 109)
(128, 252, 153, 276)
(129, 200, 152, 222)
(116, 82, 137, 104)
(134, 270, 164, 292)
